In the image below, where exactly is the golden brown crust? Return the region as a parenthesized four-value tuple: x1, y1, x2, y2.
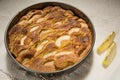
(8, 6, 92, 72)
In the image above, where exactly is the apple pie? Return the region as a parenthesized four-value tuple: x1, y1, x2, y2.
(8, 6, 92, 72)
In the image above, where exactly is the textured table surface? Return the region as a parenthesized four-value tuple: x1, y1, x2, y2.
(0, 0, 120, 80)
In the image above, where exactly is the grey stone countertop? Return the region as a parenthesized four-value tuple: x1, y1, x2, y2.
(0, 0, 120, 80)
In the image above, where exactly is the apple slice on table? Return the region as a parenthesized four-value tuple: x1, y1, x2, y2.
(102, 41, 117, 68)
(97, 32, 116, 54)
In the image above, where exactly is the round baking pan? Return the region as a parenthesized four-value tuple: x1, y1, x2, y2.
(4, 2, 95, 78)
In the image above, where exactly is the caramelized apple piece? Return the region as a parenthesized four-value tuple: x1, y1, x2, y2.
(36, 40, 48, 51)
(55, 35, 70, 47)
(68, 27, 80, 35)
(20, 36, 27, 45)
(30, 26, 39, 32)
